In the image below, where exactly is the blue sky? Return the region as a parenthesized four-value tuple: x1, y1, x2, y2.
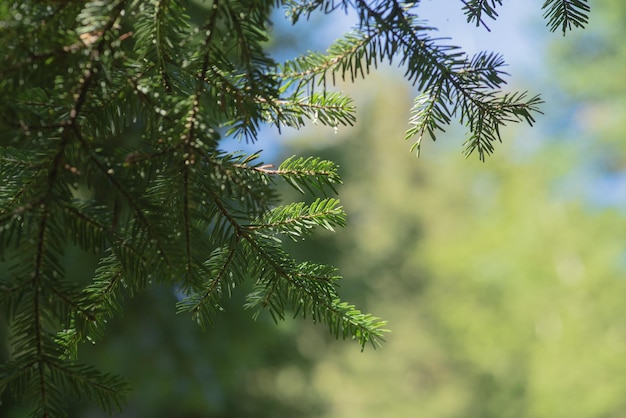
(218, 2, 626, 209)
(418, 1, 537, 67)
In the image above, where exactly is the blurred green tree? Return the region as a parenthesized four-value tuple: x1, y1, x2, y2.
(0, 0, 588, 416)
(283, 73, 626, 418)
(279, 1, 626, 415)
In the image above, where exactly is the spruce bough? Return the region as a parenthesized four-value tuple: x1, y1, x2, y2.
(0, 0, 589, 415)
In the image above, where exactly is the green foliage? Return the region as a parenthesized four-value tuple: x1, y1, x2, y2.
(0, 0, 589, 415)
(543, 0, 591, 35)
(285, 68, 626, 417)
(462, 0, 591, 35)
(461, 0, 504, 30)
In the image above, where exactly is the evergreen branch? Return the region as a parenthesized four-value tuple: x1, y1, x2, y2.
(283, 0, 532, 157)
(277, 30, 377, 87)
(355, 0, 541, 157)
(61, 201, 157, 283)
(244, 251, 388, 349)
(460, 91, 543, 159)
(60, 202, 111, 253)
(282, 0, 351, 23)
(461, 51, 508, 89)
(271, 155, 342, 195)
(404, 89, 451, 157)
(74, 238, 163, 347)
(11, 53, 92, 411)
(191, 1, 279, 141)
(174, 91, 206, 281)
(355, 1, 464, 91)
(293, 261, 341, 284)
(182, 163, 193, 277)
(294, 91, 357, 127)
(33, 208, 51, 416)
(152, 0, 179, 91)
(72, 0, 128, 115)
(255, 91, 357, 131)
(248, 198, 346, 240)
(223, 1, 271, 78)
(198, 64, 265, 140)
(198, 151, 277, 215)
(80, 72, 147, 140)
(48, 282, 97, 324)
(176, 243, 241, 329)
(542, 0, 590, 35)
(46, 361, 128, 414)
(461, 0, 503, 31)
(77, 253, 126, 341)
(196, 181, 385, 348)
(0, 162, 47, 219)
(174, 172, 273, 327)
(326, 299, 388, 349)
(0, 277, 35, 318)
(75, 132, 173, 267)
(228, 154, 342, 196)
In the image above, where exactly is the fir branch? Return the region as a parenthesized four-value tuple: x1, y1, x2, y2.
(176, 243, 241, 329)
(33, 208, 51, 415)
(283, 0, 351, 23)
(248, 198, 346, 240)
(542, 0, 590, 35)
(187, 176, 385, 347)
(461, 0, 504, 31)
(244, 253, 388, 349)
(46, 361, 128, 414)
(359, 0, 541, 158)
(279, 0, 541, 158)
(254, 91, 356, 132)
(460, 91, 544, 159)
(270, 155, 342, 195)
(75, 131, 173, 267)
(277, 30, 377, 87)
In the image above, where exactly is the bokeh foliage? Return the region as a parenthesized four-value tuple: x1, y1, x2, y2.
(280, 1, 626, 414)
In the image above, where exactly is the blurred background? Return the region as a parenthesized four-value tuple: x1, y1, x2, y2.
(4, 0, 626, 416)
